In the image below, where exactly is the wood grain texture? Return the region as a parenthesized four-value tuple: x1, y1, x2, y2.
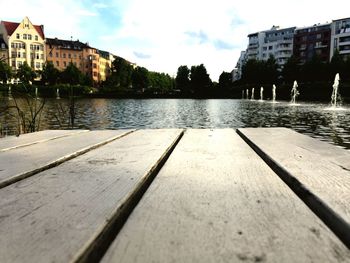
(0, 130, 88, 152)
(0, 130, 133, 188)
(0, 129, 183, 263)
(237, 127, 350, 247)
(102, 129, 349, 263)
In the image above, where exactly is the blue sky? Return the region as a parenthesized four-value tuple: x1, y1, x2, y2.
(0, 0, 349, 80)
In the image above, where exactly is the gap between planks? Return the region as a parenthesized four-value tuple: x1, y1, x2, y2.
(236, 128, 350, 249)
(74, 129, 184, 263)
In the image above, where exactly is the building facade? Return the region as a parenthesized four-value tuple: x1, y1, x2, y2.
(46, 37, 101, 84)
(0, 17, 45, 72)
(233, 50, 246, 81)
(331, 17, 350, 60)
(98, 50, 112, 82)
(293, 23, 331, 64)
(261, 26, 295, 66)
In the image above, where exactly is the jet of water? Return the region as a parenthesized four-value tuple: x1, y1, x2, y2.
(251, 88, 255, 100)
(291, 81, 299, 104)
(260, 87, 264, 101)
(272, 85, 276, 102)
(246, 89, 249, 99)
(56, 88, 60, 99)
(331, 73, 341, 107)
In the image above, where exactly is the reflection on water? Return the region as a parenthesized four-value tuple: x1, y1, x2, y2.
(1, 98, 350, 149)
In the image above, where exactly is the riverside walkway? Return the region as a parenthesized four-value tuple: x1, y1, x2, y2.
(0, 128, 349, 262)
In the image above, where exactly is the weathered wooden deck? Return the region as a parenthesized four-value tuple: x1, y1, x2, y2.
(0, 128, 349, 262)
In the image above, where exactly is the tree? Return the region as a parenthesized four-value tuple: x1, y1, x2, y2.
(0, 60, 12, 83)
(190, 64, 212, 95)
(264, 55, 279, 83)
(282, 56, 300, 83)
(108, 57, 133, 89)
(218, 71, 232, 91)
(131, 66, 149, 92)
(61, 62, 83, 85)
(175, 65, 190, 94)
(16, 62, 36, 84)
(330, 50, 346, 79)
(41, 61, 60, 85)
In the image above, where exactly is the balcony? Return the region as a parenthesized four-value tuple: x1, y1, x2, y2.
(339, 40, 350, 46)
(314, 44, 328, 49)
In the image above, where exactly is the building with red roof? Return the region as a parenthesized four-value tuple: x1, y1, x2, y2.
(0, 16, 46, 74)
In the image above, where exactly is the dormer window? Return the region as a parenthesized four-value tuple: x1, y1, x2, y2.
(28, 34, 32, 40)
(16, 33, 20, 39)
(35, 35, 38, 41)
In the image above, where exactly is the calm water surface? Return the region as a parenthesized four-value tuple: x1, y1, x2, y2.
(1, 98, 350, 150)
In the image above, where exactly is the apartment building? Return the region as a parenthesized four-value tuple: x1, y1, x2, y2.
(261, 26, 295, 66)
(46, 38, 87, 72)
(331, 17, 350, 60)
(293, 23, 331, 64)
(98, 50, 112, 82)
(0, 17, 45, 71)
(232, 50, 246, 81)
(46, 37, 101, 84)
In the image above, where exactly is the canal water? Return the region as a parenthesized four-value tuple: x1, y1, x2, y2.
(1, 97, 350, 150)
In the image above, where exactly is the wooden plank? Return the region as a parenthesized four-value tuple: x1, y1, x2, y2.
(0, 129, 183, 263)
(0, 130, 88, 152)
(102, 129, 349, 263)
(237, 127, 350, 247)
(0, 130, 134, 188)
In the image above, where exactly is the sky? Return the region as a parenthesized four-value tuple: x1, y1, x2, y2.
(0, 0, 349, 81)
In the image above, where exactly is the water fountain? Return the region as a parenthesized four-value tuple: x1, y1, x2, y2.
(56, 88, 60, 99)
(290, 81, 299, 105)
(35, 87, 38, 98)
(242, 90, 244, 99)
(8, 86, 12, 98)
(251, 88, 255, 100)
(272, 85, 276, 103)
(260, 87, 264, 101)
(331, 73, 341, 107)
(246, 89, 249, 99)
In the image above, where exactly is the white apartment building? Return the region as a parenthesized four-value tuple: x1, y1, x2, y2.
(232, 50, 246, 81)
(261, 26, 295, 66)
(330, 17, 350, 60)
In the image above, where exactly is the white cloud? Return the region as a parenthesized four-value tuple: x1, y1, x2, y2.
(1, 0, 349, 80)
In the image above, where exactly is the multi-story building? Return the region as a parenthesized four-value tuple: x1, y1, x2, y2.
(83, 47, 99, 83)
(246, 32, 265, 61)
(0, 36, 7, 62)
(0, 17, 45, 72)
(293, 23, 331, 64)
(46, 37, 100, 84)
(98, 50, 112, 82)
(233, 50, 246, 81)
(261, 26, 295, 66)
(46, 37, 87, 72)
(331, 17, 350, 61)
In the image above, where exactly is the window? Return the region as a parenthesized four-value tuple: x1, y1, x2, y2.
(22, 43, 26, 49)
(1, 43, 4, 49)
(16, 33, 20, 39)
(93, 72, 97, 76)
(11, 51, 16, 58)
(56, 61, 59, 67)
(23, 52, 26, 58)
(17, 52, 21, 58)
(268, 46, 273, 50)
(36, 62, 40, 69)
(18, 61, 22, 67)
(68, 53, 71, 59)
(23, 34, 27, 40)
(263, 47, 267, 51)
(36, 54, 40, 59)
(317, 34, 321, 39)
(74, 54, 77, 58)
(28, 34, 32, 40)
(11, 43, 14, 48)
(31, 53, 34, 59)
(35, 35, 38, 41)
(41, 54, 44, 60)
(63, 53, 66, 58)
(49, 52, 53, 57)
(63, 61, 67, 67)
(56, 52, 59, 58)
(12, 60, 15, 67)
